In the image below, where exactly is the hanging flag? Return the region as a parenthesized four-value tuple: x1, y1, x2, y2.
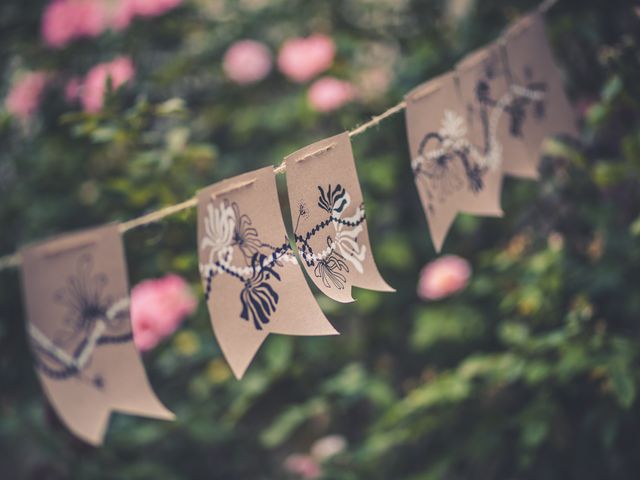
(405, 71, 502, 252)
(20, 224, 174, 445)
(284, 132, 394, 303)
(197, 167, 338, 379)
(456, 42, 540, 179)
(501, 10, 578, 162)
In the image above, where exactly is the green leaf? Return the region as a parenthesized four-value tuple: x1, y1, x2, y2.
(608, 360, 636, 409)
(411, 306, 485, 350)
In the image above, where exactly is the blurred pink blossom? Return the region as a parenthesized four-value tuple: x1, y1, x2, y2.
(42, 0, 75, 48)
(223, 40, 272, 85)
(278, 34, 335, 83)
(5, 72, 49, 121)
(64, 77, 82, 103)
(308, 76, 355, 112)
(131, 274, 197, 352)
(81, 56, 135, 113)
(41, 0, 108, 49)
(417, 255, 471, 300)
(110, 0, 136, 31)
(42, 0, 183, 47)
(283, 454, 322, 479)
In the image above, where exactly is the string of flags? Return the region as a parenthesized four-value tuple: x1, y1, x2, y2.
(1, 4, 577, 445)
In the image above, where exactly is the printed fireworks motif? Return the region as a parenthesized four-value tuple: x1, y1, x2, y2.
(28, 254, 132, 389)
(412, 66, 547, 214)
(293, 184, 367, 290)
(199, 200, 296, 330)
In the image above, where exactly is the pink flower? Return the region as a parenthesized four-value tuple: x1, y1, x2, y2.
(64, 77, 82, 103)
(110, 0, 136, 30)
(41, 0, 108, 49)
(283, 454, 322, 479)
(131, 274, 197, 352)
(278, 34, 335, 83)
(42, 0, 75, 48)
(223, 40, 272, 85)
(73, 0, 108, 37)
(81, 56, 135, 113)
(417, 255, 471, 300)
(5, 72, 49, 121)
(308, 76, 355, 112)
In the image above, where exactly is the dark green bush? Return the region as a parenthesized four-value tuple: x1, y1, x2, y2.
(1, 0, 639, 478)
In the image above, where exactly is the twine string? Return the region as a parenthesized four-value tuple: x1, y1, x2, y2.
(0, 0, 561, 272)
(0, 99, 407, 271)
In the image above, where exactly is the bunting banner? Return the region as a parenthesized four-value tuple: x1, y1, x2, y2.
(405, 72, 503, 253)
(0, 6, 579, 444)
(284, 132, 394, 303)
(455, 42, 540, 179)
(197, 167, 338, 379)
(19, 224, 174, 445)
(501, 11, 578, 159)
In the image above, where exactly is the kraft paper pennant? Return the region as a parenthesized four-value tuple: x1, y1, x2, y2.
(405, 71, 503, 252)
(284, 132, 394, 303)
(20, 224, 174, 446)
(501, 10, 578, 163)
(456, 42, 539, 179)
(197, 166, 338, 379)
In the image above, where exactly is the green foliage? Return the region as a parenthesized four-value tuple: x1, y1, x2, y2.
(1, 0, 640, 479)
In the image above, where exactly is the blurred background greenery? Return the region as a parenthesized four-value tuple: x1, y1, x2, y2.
(1, 0, 640, 478)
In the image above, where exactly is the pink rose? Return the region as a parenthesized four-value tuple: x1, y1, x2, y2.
(73, 0, 108, 37)
(42, 0, 75, 48)
(223, 40, 272, 85)
(278, 34, 335, 83)
(417, 255, 471, 300)
(283, 454, 322, 479)
(5, 72, 49, 121)
(41, 0, 108, 49)
(308, 76, 355, 112)
(131, 274, 197, 352)
(81, 56, 135, 113)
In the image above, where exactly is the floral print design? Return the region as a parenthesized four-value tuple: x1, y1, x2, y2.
(318, 184, 349, 215)
(412, 69, 548, 212)
(201, 201, 235, 264)
(313, 239, 349, 289)
(200, 199, 291, 330)
(240, 253, 281, 330)
(231, 202, 262, 261)
(294, 184, 368, 288)
(29, 254, 132, 388)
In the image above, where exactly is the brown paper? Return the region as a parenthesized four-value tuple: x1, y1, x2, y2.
(20, 224, 174, 446)
(501, 11, 578, 162)
(456, 42, 539, 179)
(284, 132, 394, 303)
(197, 167, 338, 379)
(405, 71, 502, 252)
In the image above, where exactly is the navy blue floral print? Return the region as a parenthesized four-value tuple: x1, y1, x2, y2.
(240, 253, 281, 330)
(318, 184, 348, 215)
